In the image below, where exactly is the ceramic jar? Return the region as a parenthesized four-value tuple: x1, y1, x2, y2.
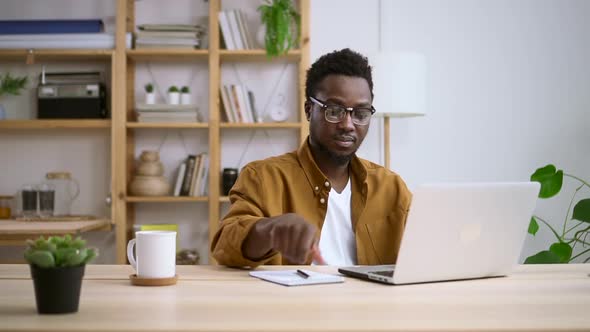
(129, 151, 170, 196)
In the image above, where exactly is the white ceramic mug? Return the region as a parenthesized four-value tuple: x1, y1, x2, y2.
(127, 231, 176, 279)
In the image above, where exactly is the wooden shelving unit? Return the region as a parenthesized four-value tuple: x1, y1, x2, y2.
(115, 0, 310, 264)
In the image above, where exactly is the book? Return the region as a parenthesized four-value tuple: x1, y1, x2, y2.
(218, 11, 235, 50)
(226, 10, 244, 49)
(137, 24, 205, 32)
(173, 162, 187, 196)
(180, 155, 196, 196)
(0, 19, 103, 34)
(188, 154, 202, 196)
(136, 31, 200, 39)
(219, 85, 234, 122)
(249, 269, 345, 287)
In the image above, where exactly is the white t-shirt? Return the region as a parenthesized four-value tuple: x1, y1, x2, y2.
(317, 178, 357, 265)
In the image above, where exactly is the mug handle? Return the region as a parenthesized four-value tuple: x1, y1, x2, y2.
(126, 239, 137, 271)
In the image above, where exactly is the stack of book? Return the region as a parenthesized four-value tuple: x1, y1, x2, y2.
(220, 84, 260, 123)
(173, 153, 209, 196)
(135, 24, 206, 49)
(136, 104, 200, 123)
(0, 19, 132, 49)
(218, 10, 254, 50)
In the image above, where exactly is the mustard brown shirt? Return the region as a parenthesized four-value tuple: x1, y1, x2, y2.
(211, 138, 412, 267)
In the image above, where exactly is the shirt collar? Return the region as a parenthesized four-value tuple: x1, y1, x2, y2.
(296, 137, 368, 196)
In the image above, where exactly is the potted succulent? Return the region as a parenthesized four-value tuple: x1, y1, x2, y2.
(144, 83, 156, 105)
(24, 235, 98, 314)
(257, 0, 301, 57)
(0, 72, 28, 120)
(167, 85, 180, 105)
(180, 86, 191, 105)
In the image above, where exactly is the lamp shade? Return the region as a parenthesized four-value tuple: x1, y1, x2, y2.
(369, 52, 427, 118)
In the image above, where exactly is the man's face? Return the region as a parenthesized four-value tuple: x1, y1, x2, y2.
(306, 74, 372, 165)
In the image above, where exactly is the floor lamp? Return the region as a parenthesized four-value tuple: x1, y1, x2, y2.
(370, 52, 427, 169)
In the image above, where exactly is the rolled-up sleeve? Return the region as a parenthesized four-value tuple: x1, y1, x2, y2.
(211, 164, 280, 267)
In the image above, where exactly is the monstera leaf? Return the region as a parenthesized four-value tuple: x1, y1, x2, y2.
(530, 164, 563, 198)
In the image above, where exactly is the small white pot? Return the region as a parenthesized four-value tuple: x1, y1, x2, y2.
(180, 93, 191, 105)
(145, 93, 156, 105)
(168, 92, 180, 105)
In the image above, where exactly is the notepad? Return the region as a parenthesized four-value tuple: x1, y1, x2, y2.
(249, 269, 344, 286)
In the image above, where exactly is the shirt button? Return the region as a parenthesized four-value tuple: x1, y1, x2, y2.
(314, 186, 319, 191)
(320, 198, 325, 204)
(324, 181, 330, 187)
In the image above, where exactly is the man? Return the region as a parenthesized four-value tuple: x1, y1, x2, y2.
(211, 48, 411, 267)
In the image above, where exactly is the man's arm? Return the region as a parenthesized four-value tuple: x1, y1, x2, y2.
(242, 213, 322, 264)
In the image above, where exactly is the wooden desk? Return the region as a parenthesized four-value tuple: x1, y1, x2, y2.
(0, 264, 589, 332)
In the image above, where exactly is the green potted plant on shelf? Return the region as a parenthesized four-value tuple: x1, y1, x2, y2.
(525, 164, 590, 264)
(167, 85, 180, 105)
(24, 234, 98, 314)
(144, 83, 155, 105)
(180, 86, 191, 105)
(0, 72, 28, 120)
(257, 0, 301, 57)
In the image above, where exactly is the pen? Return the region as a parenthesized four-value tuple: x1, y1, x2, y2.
(296, 269, 310, 279)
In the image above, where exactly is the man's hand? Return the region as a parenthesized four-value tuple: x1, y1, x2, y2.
(243, 213, 325, 264)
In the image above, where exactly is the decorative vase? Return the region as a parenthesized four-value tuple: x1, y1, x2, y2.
(129, 176, 170, 196)
(30, 264, 85, 314)
(180, 93, 191, 105)
(145, 92, 156, 105)
(168, 92, 180, 105)
(129, 151, 170, 196)
(140, 150, 159, 163)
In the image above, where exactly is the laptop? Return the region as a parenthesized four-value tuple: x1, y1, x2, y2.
(338, 182, 540, 285)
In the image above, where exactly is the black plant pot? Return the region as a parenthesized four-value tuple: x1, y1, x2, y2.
(30, 264, 85, 314)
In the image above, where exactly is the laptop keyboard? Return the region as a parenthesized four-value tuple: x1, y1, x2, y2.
(371, 270, 395, 278)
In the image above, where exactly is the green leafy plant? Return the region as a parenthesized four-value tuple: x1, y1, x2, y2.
(180, 86, 190, 93)
(525, 164, 590, 264)
(258, 0, 301, 57)
(144, 83, 154, 93)
(24, 235, 98, 268)
(168, 85, 179, 93)
(0, 72, 28, 98)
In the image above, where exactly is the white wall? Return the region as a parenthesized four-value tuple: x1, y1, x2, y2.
(312, 0, 590, 261)
(1, 0, 588, 263)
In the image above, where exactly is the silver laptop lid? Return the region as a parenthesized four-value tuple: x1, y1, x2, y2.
(393, 182, 539, 284)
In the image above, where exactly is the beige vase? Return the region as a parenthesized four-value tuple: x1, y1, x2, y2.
(129, 176, 170, 196)
(129, 150, 170, 196)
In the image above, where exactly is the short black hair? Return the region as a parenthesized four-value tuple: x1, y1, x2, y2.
(305, 48, 373, 100)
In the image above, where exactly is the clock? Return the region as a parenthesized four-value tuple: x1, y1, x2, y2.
(269, 106, 289, 122)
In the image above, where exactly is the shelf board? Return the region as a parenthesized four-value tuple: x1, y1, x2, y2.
(0, 119, 111, 129)
(220, 49, 301, 62)
(126, 196, 208, 203)
(0, 219, 111, 245)
(0, 49, 114, 62)
(127, 49, 209, 61)
(220, 122, 302, 129)
(126, 122, 209, 129)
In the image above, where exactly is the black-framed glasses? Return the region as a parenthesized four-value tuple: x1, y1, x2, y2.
(309, 96, 376, 126)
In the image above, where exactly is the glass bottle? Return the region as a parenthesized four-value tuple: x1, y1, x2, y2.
(45, 172, 80, 216)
